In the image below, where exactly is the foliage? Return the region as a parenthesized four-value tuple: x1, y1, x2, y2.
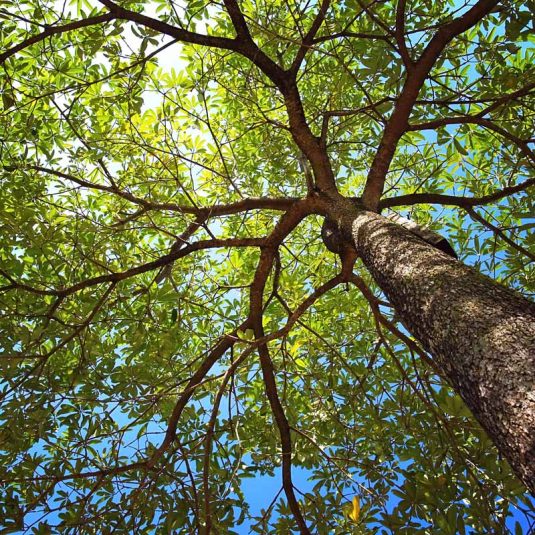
(0, 0, 533, 532)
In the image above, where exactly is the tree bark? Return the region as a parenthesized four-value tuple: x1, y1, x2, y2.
(344, 208, 535, 494)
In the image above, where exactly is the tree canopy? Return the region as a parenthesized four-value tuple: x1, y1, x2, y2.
(0, 0, 534, 532)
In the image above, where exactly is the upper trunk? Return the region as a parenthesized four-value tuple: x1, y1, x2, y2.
(339, 207, 535, 494)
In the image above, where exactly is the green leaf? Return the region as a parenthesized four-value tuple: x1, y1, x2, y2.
(0, 2, 532, 532)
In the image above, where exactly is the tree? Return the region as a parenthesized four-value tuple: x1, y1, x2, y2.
(0, 0, 534, 532)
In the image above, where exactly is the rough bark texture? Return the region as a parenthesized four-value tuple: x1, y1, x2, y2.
(348, 209, 535, 494)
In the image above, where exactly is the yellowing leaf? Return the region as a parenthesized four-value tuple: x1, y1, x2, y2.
(289, 341, 301, 357)
(349, 496, 360, 522)
(295, 357, 306, 369)
(237, 328, 255, 341)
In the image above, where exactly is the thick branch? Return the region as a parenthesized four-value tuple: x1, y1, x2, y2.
(245, 201, 318, 533)
(147, 200, 314, 470)
(284, 86, 337, 191)
(223, 0, 253, 39)
(148, 327, 245, 467)
(249, 199, 316, 313)
(380, 176, 535, 209)
(0, 13, 114, 64)
(201, 271, 346, 532)
(151, 203, 318, 489)
(97, 0, 238, 50)
(1, 238, 263, 297)
(89, 0, 331, 192)
(97, 0, 287, 88)
(8, 163, 298, 216)
(255, 332, 311, 535)
(395, 0, 412, 67)
(361, 0, 499, 210)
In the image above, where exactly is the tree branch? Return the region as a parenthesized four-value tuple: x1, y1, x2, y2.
(407, 116, 535, 165)
(97, 0, 239, 50)
(150, 265, 344, 492)
(148, 326, 247, 467)
(290, 0, 331, 75)
(137, 201, 314, 474)
(395, 0, 412, 67)
(223, 0, 253, 39)
(255, 332, 311, 534)
(0, 13, 115, 64)
(1, 461, 149, 485)
(97, 0, 288, 88)
(380, 177, 535, 209)
(361, 0, 500, 211)
(8, 164, 297, 217)
(466, 207, 535, 262)
(202, 344, 251, 534)
(413, 80, 535, 107)
(199, 267, 345, 533)
(312, 30, 392, 44)
(243, 200, 319, 533)
(1, 238, 264, 297)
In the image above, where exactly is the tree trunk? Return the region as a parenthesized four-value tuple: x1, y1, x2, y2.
(346, 209, 535, 494)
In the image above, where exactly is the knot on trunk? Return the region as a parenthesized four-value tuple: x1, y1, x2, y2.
(321, 217, 345, 254)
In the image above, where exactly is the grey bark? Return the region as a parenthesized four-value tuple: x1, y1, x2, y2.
(346, 209, 535, 493)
